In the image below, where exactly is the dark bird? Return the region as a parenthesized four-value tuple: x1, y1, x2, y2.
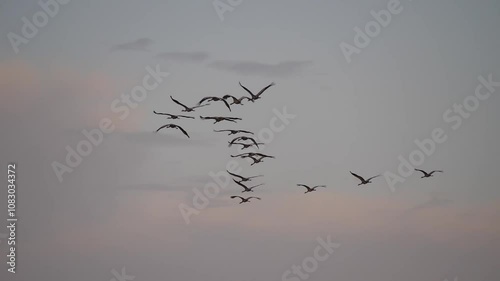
(155, 124, 190, 138)
(171, 96, 208, 112)
(414, 169, 443, 178)
(296, 184, 326, 194)
(239, 82, 275, 102)
(227, 170, 263, 182)
(222, 95, 252, 105)
(153, 111, 195, 119)
(214, 129, 254, 136)
(233, 179, 264, 193)
(230, 195, 261, 204)
(248, 156, 272, 166)
(231, 152, 274, 159)
(350, 171, 380, 186)
(230, 142, 264, 149)
(198, 96, 232, 111)
(200, 116, 242, 124)
(228, 136, 260, 148)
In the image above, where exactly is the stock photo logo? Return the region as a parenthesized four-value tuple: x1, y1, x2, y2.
(51, 65, 169, 182)
(213, 0, 243, 21)
(7, 0, 71, 54)
(339, 0, 411, 64)
(282, 236, 341, 281)
(384, 74, 500, 191)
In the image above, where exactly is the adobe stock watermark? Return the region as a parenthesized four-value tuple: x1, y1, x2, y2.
(51, 65, 170, 183)
(178, 106, 296, 224)
(282, 235, 341, 281)
(384, 74, 500, 191)
(339, 0, 411, 64)
(110, 267, 135, 281)
(213, 0, 243, 22)
(7, 0, 71, 54)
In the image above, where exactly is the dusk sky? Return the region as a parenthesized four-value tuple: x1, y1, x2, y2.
(0, 0, 499, 281)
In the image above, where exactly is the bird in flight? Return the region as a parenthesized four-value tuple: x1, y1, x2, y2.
(213, 129, 254, 136)
(153, 111, 194, 119)
(230, 142, 264, 149)
(414, 169, 443, 178)
(231, 152, 275, 160)
(227, 170, 263, 183)
(296, 184, 326, 194)
(155, 124, 190, 138)
(222, 95, 252, 105)
(233, 179, 264, 193)
(239, 82, 275, 102)
(228, 136, 261, 148)
(200, 116, 242, 124)
(171, 96, 208, 112)
(230, 195, 261, 204)
(198, 96, 232, 111)
(248, 155, 273, 166)
(350, 171, 381, 186)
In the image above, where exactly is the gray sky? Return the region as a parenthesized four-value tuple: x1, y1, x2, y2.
(1, 0, 499, 280)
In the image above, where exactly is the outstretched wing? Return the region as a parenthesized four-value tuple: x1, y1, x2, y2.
(227, 170, 245, 180)
(350, 171, 366, 183)
(198, 96, 216, 105)
(248, 197, 261, 200)
(248, 137, 260, 148)
(239, 82, 255, 98)
(256, 82, 275, 97)
(221, 99, 232, 111)
(153, 111, 173, 117)
(170, 96, 189, 110)
(174, 125, 190, 138)
(429, 170, 443, 175)
(249, 183, 264, 190)
(313, 185, 326, 189)
(414, 169, 428, 176)
(230, 195, 244, 200)
(366, 175, 381, 182)
(237, 130, 254, 135)
(297, 184, 311, 190)
(233, 179, 248, 189)
(192, 104, 208, 109)
(155, 124, 170, 133)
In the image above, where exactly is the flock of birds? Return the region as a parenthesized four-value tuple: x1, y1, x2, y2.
(154, 82, 443, 204)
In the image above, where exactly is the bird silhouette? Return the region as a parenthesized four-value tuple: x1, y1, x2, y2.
(230, 195, 261, 204)
(171, 96, 208, 112)
(414, 169, 443, 178)
(198, 96, 232, 111)
(153, 111, 194, 119)
(350, 171, 380, 186)
(239, 82, 275, 102)
(230, 142, 264, 149)
(222, 95, 252, 105)
(296, 184, 326, 194)
(231, 152, 274, 159)
(200, 116, 242, 124)
(155, 124, 190, 138)
(227, 170, 263, 182)
(228, 136, 260, 148)
(213, 129, 254, 136)
(233, 179, 264, 193)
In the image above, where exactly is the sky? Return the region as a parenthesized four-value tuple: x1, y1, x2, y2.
(0, 0, 499, 280)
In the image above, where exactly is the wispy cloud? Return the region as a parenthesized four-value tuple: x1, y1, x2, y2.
(110, 38, 154, 52)
(403, 192, 453, 216)
(154, 51, 210, 63)
(208, 59, 313, 77)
